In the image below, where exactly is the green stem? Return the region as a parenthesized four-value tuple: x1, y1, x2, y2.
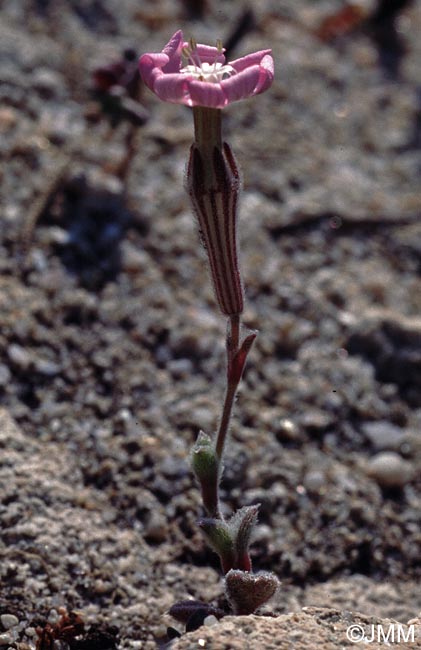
(192, 106, 222, 189)
(193, 106, 222, 153)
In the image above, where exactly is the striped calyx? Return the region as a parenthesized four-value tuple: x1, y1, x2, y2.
(186, 120, 244, 316)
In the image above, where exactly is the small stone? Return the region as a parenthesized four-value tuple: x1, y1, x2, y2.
(0, 615, 18, 630)
(0, 634, 12, 646)
(203, 615, 219, 627)
(25, 627, 36, 637)
(47, 610, 59, 625)
(44, 226, 70, 246)
(190, 406, 215, 432)
(363, 421, 407, 451)
(301, 410, 333, 433)
(347, 310, 421, 397)
(168, 358, 193, 378)
(0, 364, 11, 386)
(161, 457, 187, 479)
(94, 579, 113, 595)
(0, 108, 17, 133)
(121, 242, 149, 272)
(367, 452, 414, 488)
(144, 511, 168, 544)
(31, 68, 65, 98)
(275, 418, 301, 442)
(303, 470, 325, 493)
(7, 344, 32, 369)
(34, 358, 61, 376)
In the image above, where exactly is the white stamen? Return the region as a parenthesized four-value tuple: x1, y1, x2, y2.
(181, 61, 235, 84)
(181, 38, 234, 83)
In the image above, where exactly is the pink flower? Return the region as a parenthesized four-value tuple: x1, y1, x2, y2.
(139, 30, 274, 108)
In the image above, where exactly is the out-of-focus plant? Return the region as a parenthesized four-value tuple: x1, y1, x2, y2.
(91, 47, 148, 127)
(90, 48, 149, 181)
(139, 30, 278, 627)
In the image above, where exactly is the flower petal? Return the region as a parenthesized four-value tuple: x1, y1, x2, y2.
(220, 65, 261, 103)
(187, 80, 227, 108)
(229, 49, 272, 73)
(162, 30, 184, 73)
(139, 52, 169, 90)
(153, 72, 191, 104)
(185, 42, 226, 65)
(139, 34, 274, 107)
(254, 54, 274, 95)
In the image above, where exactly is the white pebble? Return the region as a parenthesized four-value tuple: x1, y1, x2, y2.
(0, 634, 12, 646)
(25, 627, 37, 637)
(204, 615, 219, 627)
(0, 615, 18, 630)
(303, 470, 325, 493)
(368, 452, 414, 488)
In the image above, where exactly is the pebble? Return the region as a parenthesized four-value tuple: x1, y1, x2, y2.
(300, 410, 333, 433)
(43, 226, 70, 246)
(367, 452, 414, 488)
(363, 421, 408, 451)
(275, 418, 301, 443)
(25, 627, 36, 638)
(0, 107, 17, 133)
(144, 511, 168, 544)
(167, 358, 193, 378)
(347, 310, 421, 393)
(121, 242, 149, 273)
(303, 470, 326, 493)
(0, 364, 11, 386)
(31, 68, 65, 99)
(0, 634, 12, 646)
(7, 344, 32, 369)
(34, 358, 61, 376)
(0, 615, 18, 630)
(94, 579, 113, 595)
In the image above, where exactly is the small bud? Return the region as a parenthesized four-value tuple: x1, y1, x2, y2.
(228, 330, 257, 385)
(190, 431, 221, 517)
(198, 518, 235, 574)
(191, 431, 218, 481)
(227, 504, 259, 572)
(225, 570, 280, 615)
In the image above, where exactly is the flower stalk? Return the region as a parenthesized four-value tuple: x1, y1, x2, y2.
(193, 106, 222, 166)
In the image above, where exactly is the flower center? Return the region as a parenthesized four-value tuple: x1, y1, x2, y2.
(180, 61, 236, 83)
(181, 37, 235, 84)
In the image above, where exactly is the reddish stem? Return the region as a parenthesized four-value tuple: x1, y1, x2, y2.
(215, 314, 241, 461)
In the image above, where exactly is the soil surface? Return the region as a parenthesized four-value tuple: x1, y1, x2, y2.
(0, 1, 420, 648)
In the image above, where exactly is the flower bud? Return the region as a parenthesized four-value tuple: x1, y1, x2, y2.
(228, 330, 257, 385)
(228, 504, 260, 572)
(190, 431, 221, 517)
